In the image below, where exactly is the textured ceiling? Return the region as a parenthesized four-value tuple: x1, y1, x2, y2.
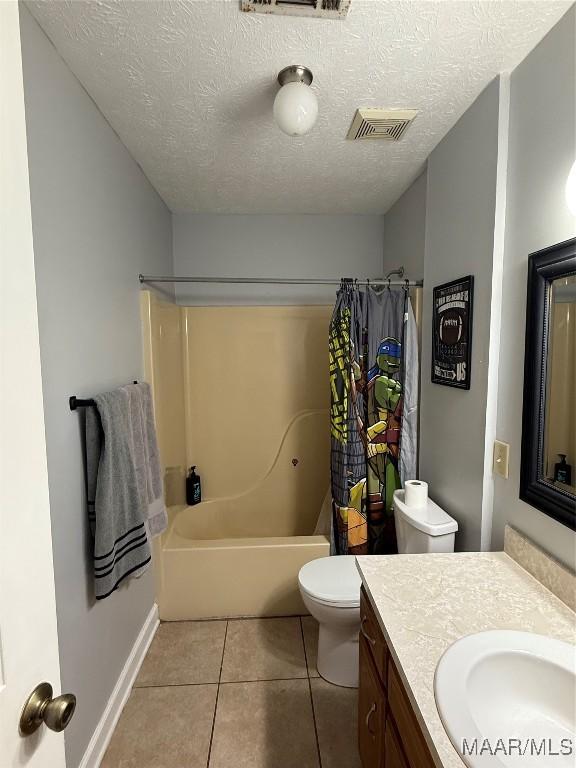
(26, 0, 570, 214)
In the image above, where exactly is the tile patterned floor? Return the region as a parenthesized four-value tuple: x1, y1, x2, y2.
(102, 616, 361, 768)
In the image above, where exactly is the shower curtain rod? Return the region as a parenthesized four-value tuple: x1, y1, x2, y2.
(139, 274, 423, 287)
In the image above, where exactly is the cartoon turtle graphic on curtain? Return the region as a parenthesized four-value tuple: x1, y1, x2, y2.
(364, 337, 403, 553)
(329, 284, 410, 556)
(347, 336, 403, 554)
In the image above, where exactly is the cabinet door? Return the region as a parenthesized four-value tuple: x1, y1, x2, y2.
(387, 661, 436, 768)
(358, 637, 385, 768)
(360, 588, 387, 683)
(384, 719, 409, 768)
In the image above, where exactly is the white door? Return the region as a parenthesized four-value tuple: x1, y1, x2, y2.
(0, 1, 67, 765)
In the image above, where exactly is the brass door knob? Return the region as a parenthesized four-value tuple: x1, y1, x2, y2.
(19, 682, 76, 736)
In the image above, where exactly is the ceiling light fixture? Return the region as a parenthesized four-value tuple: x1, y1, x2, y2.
(273, 65, 318, 137)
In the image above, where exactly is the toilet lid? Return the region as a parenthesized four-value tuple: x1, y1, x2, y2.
(393, 490, 458, 536)
(298, 555, 361, 607)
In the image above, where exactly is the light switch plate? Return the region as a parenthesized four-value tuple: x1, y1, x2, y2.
(493, 440, 510, 479)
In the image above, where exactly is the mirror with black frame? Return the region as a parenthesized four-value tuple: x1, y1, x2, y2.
(521, 238, 576, 530)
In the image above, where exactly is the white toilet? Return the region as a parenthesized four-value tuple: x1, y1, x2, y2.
(393, 488, 458, 553)
(298, 488, 458, 688)
(298, 555, 361, 688)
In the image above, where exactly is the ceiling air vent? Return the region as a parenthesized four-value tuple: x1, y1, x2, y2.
(346, 109, 419, 141)
(241, 0, 351, 20)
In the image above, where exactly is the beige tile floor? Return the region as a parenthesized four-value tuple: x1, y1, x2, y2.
(101, 616, 361, 768)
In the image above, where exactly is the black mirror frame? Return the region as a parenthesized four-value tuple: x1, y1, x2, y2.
(520, 237, 576, 530)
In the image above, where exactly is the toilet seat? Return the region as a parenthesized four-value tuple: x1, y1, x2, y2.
(298, 555, 361, 608)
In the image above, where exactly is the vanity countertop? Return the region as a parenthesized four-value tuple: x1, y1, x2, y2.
(355, 549, 576, 768)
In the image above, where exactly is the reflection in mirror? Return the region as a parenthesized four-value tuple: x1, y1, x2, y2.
(543, 275, 576, 493)
(521, 238, 575, 529)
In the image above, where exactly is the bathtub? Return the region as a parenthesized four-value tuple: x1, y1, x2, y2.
(154, 409, 332, 619)
(156, 505, 329, 620)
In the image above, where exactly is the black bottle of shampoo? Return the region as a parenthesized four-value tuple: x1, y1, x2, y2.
(186, 466, 202, 505)
(554, 454, 572, 486)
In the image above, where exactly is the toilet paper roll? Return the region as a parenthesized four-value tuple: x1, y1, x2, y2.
(404, 480, 428, 507)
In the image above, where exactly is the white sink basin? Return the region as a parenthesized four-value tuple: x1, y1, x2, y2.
(434, 630, 576, 767)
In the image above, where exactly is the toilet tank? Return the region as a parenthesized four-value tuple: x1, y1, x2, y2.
(393, 490, 458, 554)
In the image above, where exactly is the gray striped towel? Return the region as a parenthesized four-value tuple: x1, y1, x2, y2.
(85, 388, 151, 600)
(124, 383, 167, 536)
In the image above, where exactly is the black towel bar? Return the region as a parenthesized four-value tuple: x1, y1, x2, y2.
(69, 382, 138, 411)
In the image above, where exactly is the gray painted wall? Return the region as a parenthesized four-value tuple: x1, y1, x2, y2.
(172, 214, 384, 304)
(382, 171, 427, 281)
(491, 7, 576, 567)
(19, 8, 172, 767)
(419, 78, 501, 552)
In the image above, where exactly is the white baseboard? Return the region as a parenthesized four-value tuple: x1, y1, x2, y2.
(78, 603, 159, 768)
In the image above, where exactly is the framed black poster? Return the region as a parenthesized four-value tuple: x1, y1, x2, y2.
(431, 275, 474, 389)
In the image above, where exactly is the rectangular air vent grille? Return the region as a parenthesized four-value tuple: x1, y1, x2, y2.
(241, 0, 351, 20)
(347, 109, 419, 141)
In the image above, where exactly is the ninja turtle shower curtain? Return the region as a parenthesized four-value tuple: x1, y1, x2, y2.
(329, 283, 418, 555)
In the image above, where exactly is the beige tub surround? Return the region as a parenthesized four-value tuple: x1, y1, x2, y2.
(175, 408, 330, 540)
(181, 304, 332, 500)
(141, 291, 332, 619)
(356, 535, 576, 768)
(153, 403, 332, 619)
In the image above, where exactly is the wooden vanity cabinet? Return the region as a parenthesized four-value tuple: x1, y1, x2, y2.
(358, 636, 386, 767)
(384, 719, 409, 768)
(358, 586, 436, 768)
(360, 588, 388, 678)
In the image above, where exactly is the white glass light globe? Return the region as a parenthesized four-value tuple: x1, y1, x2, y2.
(565, 160, 576, 216)
(273, 81, 318, 136)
